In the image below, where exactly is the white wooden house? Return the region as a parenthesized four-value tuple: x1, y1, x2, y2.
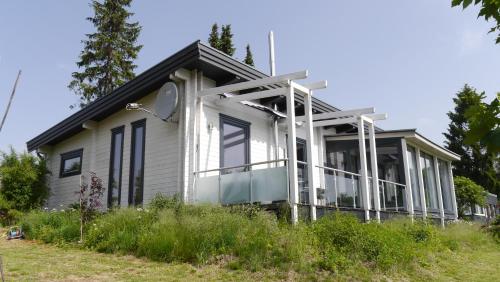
(27, 41, 460, 224)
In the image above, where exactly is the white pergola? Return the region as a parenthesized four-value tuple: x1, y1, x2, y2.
(196, 70, 386, 223)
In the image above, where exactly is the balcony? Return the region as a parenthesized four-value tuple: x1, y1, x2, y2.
(195, 159, 289, 205)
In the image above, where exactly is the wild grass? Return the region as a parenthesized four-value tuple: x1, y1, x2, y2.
(16, 196, 499, 277)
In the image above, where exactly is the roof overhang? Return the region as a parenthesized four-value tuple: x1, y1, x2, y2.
(325, 129, 460, 161)
(27, 41, 343, 152)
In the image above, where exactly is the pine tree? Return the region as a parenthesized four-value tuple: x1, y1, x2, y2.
(208, 23, 220, 49)
(244, 44, 254, 66)
(219, 24, 235, 56)
(444, 84, 500, 195)
(68, 0, 142, 108)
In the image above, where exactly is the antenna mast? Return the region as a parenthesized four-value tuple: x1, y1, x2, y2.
(268, 31, 276, 76)
(0, 70, 21, 134)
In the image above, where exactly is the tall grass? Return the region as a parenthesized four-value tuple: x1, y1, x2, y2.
(17, 197, 499, 274)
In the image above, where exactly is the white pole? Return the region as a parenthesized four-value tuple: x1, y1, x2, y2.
(268, 31, 276, 76)
(415, 147, 427, 219)
(304, 90, 317, 220)
(401, 139, 414, 220)
(448, 161, 458, 220)
(368, 121, 380, 222)
(286, 85, 299, 224)
(434, 156, 445, 227)
(357, 117, 370, 221)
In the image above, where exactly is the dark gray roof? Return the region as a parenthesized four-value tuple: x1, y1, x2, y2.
(27, 41, 346, 151)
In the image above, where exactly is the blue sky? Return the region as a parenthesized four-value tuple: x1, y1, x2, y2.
(0, 0, 498, 152)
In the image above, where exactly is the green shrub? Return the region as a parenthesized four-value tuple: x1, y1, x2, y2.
(0, 148, 50, 211)
(19, 210, 80, 244)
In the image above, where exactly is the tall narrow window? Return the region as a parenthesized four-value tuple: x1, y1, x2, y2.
(108, 126, 124, 208)
(129, 119, 146, 206)
(407, 146, 421, 209)
(220, 114, 250, 174)
(420, 152, 439, 210)
(296, 138, 309, 204)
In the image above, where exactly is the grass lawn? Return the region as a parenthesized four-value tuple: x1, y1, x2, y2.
(0, 233, 499, 281)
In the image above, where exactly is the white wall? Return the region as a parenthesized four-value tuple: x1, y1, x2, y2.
(45, 92, 179, 209)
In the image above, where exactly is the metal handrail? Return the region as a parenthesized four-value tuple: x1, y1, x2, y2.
(195, 158, 288, 174)
(377, 178, 406, 187)
(315, 165, 361, 177)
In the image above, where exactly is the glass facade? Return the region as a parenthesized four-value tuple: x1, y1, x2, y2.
(406, 146, 421, 209)
(438, 159, 454, 212)
(420, 152, 439, 210)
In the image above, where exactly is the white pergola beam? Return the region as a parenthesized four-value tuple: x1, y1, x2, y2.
(363, 113, 388, 121)
(296, 107, 375, 122)
(303, 80, 328, 90)
(198, 70, 308, 97)
(290, 81, 310, 96)
(312, 117, 357, 127)
(216, 88, 287, 105)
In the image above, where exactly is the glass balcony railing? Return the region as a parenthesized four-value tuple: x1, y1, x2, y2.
(195, 159, 289, 205)
(317, 165, 362, 209)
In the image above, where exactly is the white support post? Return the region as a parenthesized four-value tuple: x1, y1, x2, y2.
(434, 156, 445, 227)
(400, 139, 414, 220)
(357, 117, 370, 221)
(304, 90, 317, 221)
(415, 147, 427, 219)
(185, 70, 198, 203)
(448, 161, 459, 220)
(368, 121, 380, 222)
(286, 85, 299, 224)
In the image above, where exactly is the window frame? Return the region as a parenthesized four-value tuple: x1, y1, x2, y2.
(128, 119, 146, 206)
(219, 114, 251, 170)
(108, 125, 125, 208)
(59, 148, 84, 178)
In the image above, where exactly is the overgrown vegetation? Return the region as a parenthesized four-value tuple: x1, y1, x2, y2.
(454, 175, 487, 218)
(0, 148, 50, 226)
(16, 195, 500, 275)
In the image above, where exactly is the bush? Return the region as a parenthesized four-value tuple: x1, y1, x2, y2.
(19, 210, 80, 244)
(0, 148, 50, 212)
(454, 176, 487, 218)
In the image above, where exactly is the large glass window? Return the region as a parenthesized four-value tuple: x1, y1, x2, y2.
(220, 114, 250, 174)
(108, 126, 124, 208)
(438, 159, 453, 212)
(296, 139, 309, 204)
(59, 149, 83, 178)
(420, 152, 439, 210)
(407, 146, 421, 209)
(129, 119, 146, 206)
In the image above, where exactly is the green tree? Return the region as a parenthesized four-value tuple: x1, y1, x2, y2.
(219, 24, 235, 56)
(208, 23, 220, 50)
(452, 0, 500, 44)
(69, 0, 142, 108)
(465, 93, 500, 153)
(444, 85, 500, 195)
(454, 176, 487, 218)
(244, 44, 255, 66)
(0, 148, 50, 211)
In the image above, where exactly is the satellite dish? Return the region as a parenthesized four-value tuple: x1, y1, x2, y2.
(155, 82, 179, 121)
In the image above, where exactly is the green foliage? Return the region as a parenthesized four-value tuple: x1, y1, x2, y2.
(19, 210, 80, 244)
(465, 93, 500, 153)
(243, 44, 255, 66)
(452, 0, 500, 44)
(219, 25, 235, 56)
(18, 200, 500, 275)
(68, 0, 142, 108)
(0, 148, 50, 212)
(487, 215, 500, 241)
(454, 176, 487, 218)
(444, 85, 500, 195)
(208, 23, 220, 49)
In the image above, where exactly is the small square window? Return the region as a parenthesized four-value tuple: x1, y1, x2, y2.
(60, 149, 83, 178)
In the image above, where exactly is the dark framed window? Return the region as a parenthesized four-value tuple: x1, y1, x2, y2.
(59, 148, 83, 178)
(219, 114, 250, 174)
(108, 126, 124, 208)
(129, 119, 146, 206)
